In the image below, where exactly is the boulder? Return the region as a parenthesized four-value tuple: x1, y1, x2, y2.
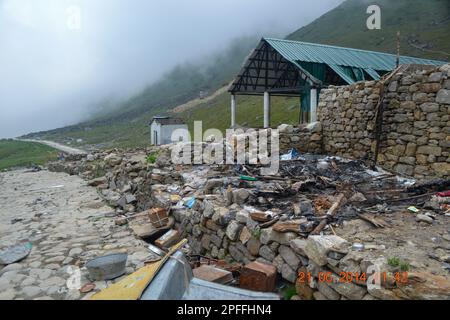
(396, 272, 450, 300)
(204, 179, 223, 194)
(260, 228, 297, 245)
(436, 89, 450, 104)
(329, 273, 367, 300)
(236, 209, 249, 223)
(281, 264, 297, 283)
(259, 245, 276, 261)
(239, 226, 251, 244)
(304, 235, 349, 266)
(225, 221, 242, 241)
(278, 124, 294, 133)
(88, 177, 107, 187)
(202, 200, 215, 218)
(246, 238, 261, 256)
(212, 207, 235, 226)
(279, 245, 301, 270)
(317, 282, 341, 300)
(290, 239, 308, 256)
(233, 189, 251, 205)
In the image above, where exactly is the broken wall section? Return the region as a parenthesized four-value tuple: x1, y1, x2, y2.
(318, 64, 450, 179)
(279, 123, 323, 154)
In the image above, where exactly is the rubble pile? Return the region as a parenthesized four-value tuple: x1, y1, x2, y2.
(46, 144, 450, 300)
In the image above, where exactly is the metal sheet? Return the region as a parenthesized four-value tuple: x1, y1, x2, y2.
(265, 38, 445, 71)
(329, 64, 356, 84)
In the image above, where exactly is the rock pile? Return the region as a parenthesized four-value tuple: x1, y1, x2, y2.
(48, 145, 450, 300)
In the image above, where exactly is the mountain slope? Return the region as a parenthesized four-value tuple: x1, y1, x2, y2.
(24, 0, 450, 149)
(287, 0, 450, 61)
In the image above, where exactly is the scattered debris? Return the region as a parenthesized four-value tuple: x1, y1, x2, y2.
(193, 265, 233, 284)
(155, 229, 181, 249)
(80, 283, 96, 293)
(240, 261, 277, 292)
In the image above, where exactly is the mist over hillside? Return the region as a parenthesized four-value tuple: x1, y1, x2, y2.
(1, 0, 344, 138)
(21, 0, 449, 148)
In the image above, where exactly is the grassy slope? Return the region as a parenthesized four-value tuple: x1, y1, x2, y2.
(0, 139, 58, 170)
(178, 93, 299, 134)
(23, 0, 449, 149)
(287, 0, 450, 61)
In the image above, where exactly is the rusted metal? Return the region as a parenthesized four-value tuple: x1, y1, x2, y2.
(239, 261, 277, 292)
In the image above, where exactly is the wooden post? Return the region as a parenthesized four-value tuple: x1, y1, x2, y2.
(231, 94, 236, 128)
(264, 91, 270, 128)
(396, 31, 400, 68)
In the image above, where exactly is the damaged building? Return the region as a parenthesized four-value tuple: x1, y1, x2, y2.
(38, 40, 450, 301)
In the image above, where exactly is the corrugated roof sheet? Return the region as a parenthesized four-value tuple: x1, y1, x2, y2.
(264, 38, 445, 72)
(151, 117, 186, 125)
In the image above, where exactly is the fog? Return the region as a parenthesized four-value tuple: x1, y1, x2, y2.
(0, 0, 344, 138)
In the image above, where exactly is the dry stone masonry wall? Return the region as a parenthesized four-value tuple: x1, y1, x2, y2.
(286, 64, 450, 179)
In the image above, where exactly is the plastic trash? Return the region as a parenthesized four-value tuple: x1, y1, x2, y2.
(352, 243, 365, 251)
(436, 190, 450, 197)
(407, 206, 420, 213)
(240, 175, 257, 181)
(185, 197, 196, 209)
(280, 148, 303, 161)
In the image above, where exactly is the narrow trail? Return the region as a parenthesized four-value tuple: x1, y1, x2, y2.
(17, 139, 87, 155)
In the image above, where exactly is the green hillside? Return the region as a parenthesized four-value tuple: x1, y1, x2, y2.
(0, 139, 58, 170)
(24, 0, 450, 149)
(287, 0, 450, 61)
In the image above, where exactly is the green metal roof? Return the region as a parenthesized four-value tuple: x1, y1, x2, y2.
(264, 37, 445, 73)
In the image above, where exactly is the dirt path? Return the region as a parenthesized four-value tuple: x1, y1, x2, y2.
(170, 84, 230, 113)
(0, 169, 155, 300)
(18, 139, 87, 155)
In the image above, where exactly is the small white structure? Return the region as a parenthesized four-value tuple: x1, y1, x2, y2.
(149, 116, 189, 146)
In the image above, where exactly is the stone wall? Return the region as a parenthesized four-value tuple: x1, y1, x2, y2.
(279, 123, 322, 154)
(316, 64, 450, 179)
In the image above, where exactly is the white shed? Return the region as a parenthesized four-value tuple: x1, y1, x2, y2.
(149, 116, 189, 146)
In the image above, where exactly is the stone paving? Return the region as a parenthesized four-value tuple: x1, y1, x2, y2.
(0, 169, 155, 300)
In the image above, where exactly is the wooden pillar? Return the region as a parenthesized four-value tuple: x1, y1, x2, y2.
(310, 88, 318, 123)
(231, 94, 236, 128)
(264, 91, 270, 128)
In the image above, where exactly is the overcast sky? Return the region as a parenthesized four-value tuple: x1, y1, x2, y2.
(0, 0, 343, 138)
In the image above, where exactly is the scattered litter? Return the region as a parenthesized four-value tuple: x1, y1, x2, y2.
(357, 213, 390, 228)
(155, 229, 180, 249)
(408, 206, 420, 213)
(167, 185, 180, 192)
(80, 283, 96, 293)
(240, 175, 257, 181)
(240, 261, 277, 292)
(148, 244, 166, 256)
(280, 148, 303, 161)
(436, 190, 450, 197)
(193, 265, 233, 284)
(352, 243, 365, 251)
(185, 197, 196, 209)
